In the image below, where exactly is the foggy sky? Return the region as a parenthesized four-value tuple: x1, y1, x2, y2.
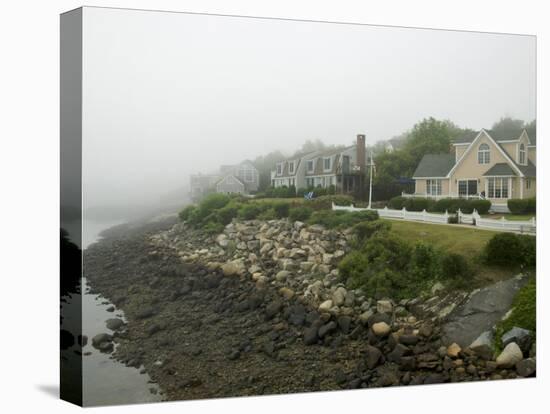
(81, 7, 535, 209)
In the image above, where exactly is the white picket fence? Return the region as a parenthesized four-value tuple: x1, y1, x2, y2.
(458, 209, 536, 234)
(331, 203, 449, 224)
(331, 203, 536, 235)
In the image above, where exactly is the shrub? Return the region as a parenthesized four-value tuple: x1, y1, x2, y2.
(494, 276, 536, 351)
(338, 251, 370, 286)
(469, 199, 491, 214)
(405, 197, 436, 212)
(410, 242, 441, 281)
(430, 198, 491, 214)
(178, 205, 197, 222)
(289, 206, 313, 222)
(203, 221, 224, 235)
(258, 208, 277, 221)
(309, 194, 355, 210)
(217, 202, 241, 225)
(238, 204, 262, 220)
(447, 214, 459, 224)
(353, 220, 392, 242)
(308, 209, 379, 229)
(441, 253, 470, 278)
(485, 232, 536, 268)
(273, 202, 290, 218)
(388, 196, 407, 209)
(508, 197, 536, 214)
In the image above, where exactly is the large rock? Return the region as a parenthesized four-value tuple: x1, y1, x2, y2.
(318, 300, 333, 313)
(216, 234, 229, 247)
(332, 287, 347, 307)
(501, 327, 534, 355)
(446, 343, 462, 358)
(221, 260, 246, 276)
(372, 321, 391, 337)
(516, 358, 536, 377)
(91, 333, 112, 348)
(496, 342, 523, 368)
(377, 300, 393, 314)
(364, 345, 383, 369)
(105, 318, 124, 331)
(275, 270, 290, 282)
(468, 330, 494, 360)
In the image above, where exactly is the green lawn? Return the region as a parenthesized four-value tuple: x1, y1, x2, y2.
(385, 219, 496, 258)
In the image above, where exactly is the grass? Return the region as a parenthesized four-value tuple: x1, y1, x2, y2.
(494, 276, 536, 352)
(385, 219, 496, 258)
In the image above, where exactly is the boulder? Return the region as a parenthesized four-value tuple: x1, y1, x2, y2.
(279, 287, 295, 300)
(377, 300, 393, 314)
(447, 343, 462, 358)
(91, 333, 112, 348)
(318, 300, 333, 313)
(516, 358, 536, 377)
(468, 330, 494, 360)
(105, 318, 124, 331)
(372, 321, 391, 337)
(275, 270, 290, 282)
(501, 327, 534, 355)
(496, 342, 523, 368)
(221, 260, 245, 276)
(332, 286, 347, 307)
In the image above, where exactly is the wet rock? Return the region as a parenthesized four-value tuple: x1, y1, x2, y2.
(106, 306, 115, 312)
(91, 333, 112, 348)
(106, 318, 125, 331)
(496, 342, 523, 368)
(516, 358, 536, 377)
(99, 341, 114, 353)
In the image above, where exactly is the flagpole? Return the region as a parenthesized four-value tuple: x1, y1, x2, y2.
(368, 150, 373, 209)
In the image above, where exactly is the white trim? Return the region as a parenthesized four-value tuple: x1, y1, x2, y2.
(452, 142, 471, 146)
(496, 139, 520, 143)
(520, 177, 524, 199)
(412, 176, 448, 179)
(446, 129, 524, 178)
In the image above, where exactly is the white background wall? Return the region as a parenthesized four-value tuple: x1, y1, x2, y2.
(0, 1, 547, 414)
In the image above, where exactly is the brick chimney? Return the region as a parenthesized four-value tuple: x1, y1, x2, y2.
(356, 134, 366, 172)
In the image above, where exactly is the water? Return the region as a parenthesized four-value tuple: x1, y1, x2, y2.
(61, 219, 162, 406)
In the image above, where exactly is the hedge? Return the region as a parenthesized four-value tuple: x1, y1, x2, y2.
(484, 232, 536, 268)
(387, 196, 491, 214)
(508, 197, 536, 215)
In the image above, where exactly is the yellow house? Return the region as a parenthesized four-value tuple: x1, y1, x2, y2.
(411, 129, 536, 212)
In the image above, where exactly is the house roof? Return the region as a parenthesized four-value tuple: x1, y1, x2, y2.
(483, 163, 517, 177)
(495, 142, 537, 178)
(453, 128, 536, 146)
(413, 154, 455, 178)
(216, 174, 244, 187)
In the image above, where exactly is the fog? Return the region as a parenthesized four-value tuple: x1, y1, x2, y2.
(81, 7, 535, 216)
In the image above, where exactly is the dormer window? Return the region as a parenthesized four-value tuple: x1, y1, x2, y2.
(276, 162, 283, 175)
(519, 143, 526, 165)
(478, 143, 490, 164)
(323, 157, 332, 171)
(307, 159, 314, 173)
(288, 161, 295, 174)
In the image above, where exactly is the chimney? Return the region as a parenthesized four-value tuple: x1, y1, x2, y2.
(356, 134, 366, 172)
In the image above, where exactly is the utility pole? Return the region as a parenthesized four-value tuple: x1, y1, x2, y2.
(367, 150, 374, 209)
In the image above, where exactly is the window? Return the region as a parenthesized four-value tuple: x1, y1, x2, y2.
(478, 143, 490, 164)
(306, 177, 314, 188)
(426, 179, 442, 196)
(243, 168, 254, 183)
(487, 177, 509, 199)
(526, 179, 531, 190)
(458, 180, 478, 197)
(323, 157, 332, 171)
(288, 161, 295, 174)
(276, 163, 283, 175)
(519, 144, 526, 165)
(307, 160, 314, 173)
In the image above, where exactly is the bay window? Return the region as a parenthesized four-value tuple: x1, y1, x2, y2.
(487, 177, 509, 199)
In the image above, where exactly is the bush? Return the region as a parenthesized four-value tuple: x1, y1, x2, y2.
(308, 209, 379, 229)
(353, 220, 392, 242)
(289, 206, 313, 222)
(447, 214, 459, 224)
(388, 196, 407, 209)
(485, 232, 536, 268)
(178, 205, 197, 222)
(429, 198, 491, 214)
(469, 199, 491, 214)
(405, 197, 436, 212)
(494, 276, 536, 351)
(238, 204, 262, 220)
(508, 197, 536, 214)
(410, 242, 441, 281)
(217, 202, 241, 225)
(258, 208, 277, 221)
(441, 253, 470, 278)
(203, 221, 224, 235)
(273, 202, 290, 218)
(309, 195, 355, 210)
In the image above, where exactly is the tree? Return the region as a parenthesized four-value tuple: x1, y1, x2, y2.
(491, 117, 526, 139)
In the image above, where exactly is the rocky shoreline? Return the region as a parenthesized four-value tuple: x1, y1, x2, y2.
(84, 217, 536, 402)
